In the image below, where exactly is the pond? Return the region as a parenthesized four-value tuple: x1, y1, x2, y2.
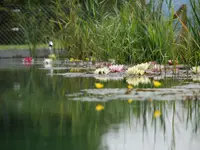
(0, 59, 200, 150)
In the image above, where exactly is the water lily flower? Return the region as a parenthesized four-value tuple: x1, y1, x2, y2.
(151, 64, 164, 72)
(128, 99, 133, 103)
(48, 54, 56, 60)
(95, 104, 104, 111)
(109, 65, 124, 73)
(22, 57, 34, 63)
(126, 66, 145, 75)
(153, 80, 161, 87)
(95, 83, 104, 89)
(192, 76, 200, 82)
(136, 62, 151, 70)
(44, 58, 53, 64)
(191, 66, 200, 74)
(94, 67, 110, 74)
(154, 110, 161, 118)
(70, 58, 74, 62)
(126, 62, 151, 76)
(127, 84, 133, 89)
(126, 76, 151, 86)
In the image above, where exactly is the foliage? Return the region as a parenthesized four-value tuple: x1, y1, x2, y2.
(1, 0, 200, 64)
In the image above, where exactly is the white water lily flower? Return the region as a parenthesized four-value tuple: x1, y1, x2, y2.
(191, 66, 200, 74)
(126, 76, 151, 86)
(126, 62, 151, 76)
(136, 62, 151, 70)
(44, 58, 53, 64)
(94, 67, 110, 74)
(192, 76, 200, 82)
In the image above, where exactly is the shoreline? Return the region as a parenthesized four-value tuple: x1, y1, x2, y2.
(0, 48, 66, 58)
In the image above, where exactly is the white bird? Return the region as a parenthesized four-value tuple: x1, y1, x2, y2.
(44, 58, 53, 65)
(49, 41, 53, 54)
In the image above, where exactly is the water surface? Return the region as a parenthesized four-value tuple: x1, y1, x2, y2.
(0, 59, 200, 150)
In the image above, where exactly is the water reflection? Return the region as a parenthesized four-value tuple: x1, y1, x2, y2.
(126, 76, 151, 86)
(101, 101, 200, 150)
(0, 63, 200, 150)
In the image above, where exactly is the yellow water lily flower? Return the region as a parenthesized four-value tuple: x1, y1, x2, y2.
(154, 110, 161, 118)
(95, 83, 104, 89)
(95, 104, 104, 111)
(127, 84, 133, 89)
(153, 80, 161, 87)
(128, 99, 133, 103)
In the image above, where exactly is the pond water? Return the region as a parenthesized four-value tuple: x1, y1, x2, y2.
(0, 59, 200, 150)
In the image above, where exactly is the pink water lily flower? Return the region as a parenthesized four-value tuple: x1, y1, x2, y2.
(23, 57, 34, 63)
(109, 65, 124, 73)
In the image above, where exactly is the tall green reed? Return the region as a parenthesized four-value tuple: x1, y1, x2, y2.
(188, 0, 200, 65)
(18, 5, 54, 57)
(16, 0, 200, 64)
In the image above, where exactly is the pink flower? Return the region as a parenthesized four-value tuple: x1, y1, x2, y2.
(109, 65, 124, 73)
(23, 57, 34, 63)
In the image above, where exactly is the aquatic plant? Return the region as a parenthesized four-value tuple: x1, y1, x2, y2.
(127, 84, 133, 89)
(95, 83, 104, 89)
(22, 57, 34, 63)
(109, 65, 124, 73)
(126, 62, 151, 76)
(191, 66, 200, 74)
(153, 80, 162, 87)
(192, 76, 200, 82)
(95, 104, 104, 111)
(94, 67, 110, 74)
